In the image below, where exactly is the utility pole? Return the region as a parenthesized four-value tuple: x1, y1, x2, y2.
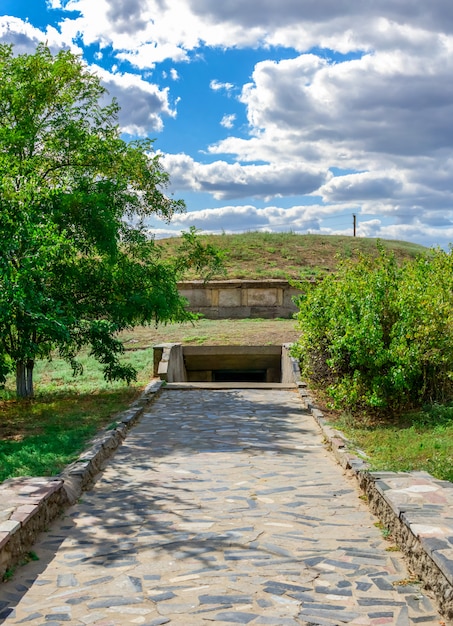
(353, 213, 356, 237)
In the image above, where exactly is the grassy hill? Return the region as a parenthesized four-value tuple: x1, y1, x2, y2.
(158, 232, 428, 280)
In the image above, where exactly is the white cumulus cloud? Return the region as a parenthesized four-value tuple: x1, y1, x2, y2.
(220, 114, 236, 129)
(160, 153, 329, 200)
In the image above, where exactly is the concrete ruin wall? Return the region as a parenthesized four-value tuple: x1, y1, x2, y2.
(177, 280, 301, 319)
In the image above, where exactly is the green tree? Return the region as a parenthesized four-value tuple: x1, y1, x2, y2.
(0, 43, 220, 398)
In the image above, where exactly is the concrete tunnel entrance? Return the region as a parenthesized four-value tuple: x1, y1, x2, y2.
(153, 344, 299, 386)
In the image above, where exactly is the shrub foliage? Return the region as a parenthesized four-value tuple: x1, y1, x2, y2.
(293, 244, 453, 412)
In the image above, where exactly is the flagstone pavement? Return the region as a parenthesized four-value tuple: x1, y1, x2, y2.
(0, 388, 447, 625)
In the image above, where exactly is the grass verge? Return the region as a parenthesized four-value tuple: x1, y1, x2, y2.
(330, 403, 453, 482)
(0, 388, 139, 482)
(0, 347, 154, 482)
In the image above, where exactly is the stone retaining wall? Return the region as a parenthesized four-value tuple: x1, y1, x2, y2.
(298, 382, 453, 621)
(0, 478, 66, 578)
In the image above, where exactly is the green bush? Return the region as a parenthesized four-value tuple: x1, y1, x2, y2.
(292, 244, 453, 412)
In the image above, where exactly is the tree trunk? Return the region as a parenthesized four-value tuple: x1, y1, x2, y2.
(26, 359, 34, 397)
(16, 360, 34, 398)
(16, 361, 27, 398)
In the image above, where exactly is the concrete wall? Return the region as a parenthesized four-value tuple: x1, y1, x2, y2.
(281, 343, 301, 384)
(178, 280, 301, 319)
(153, 344, 293, 384)
(153, 343, 187, 383)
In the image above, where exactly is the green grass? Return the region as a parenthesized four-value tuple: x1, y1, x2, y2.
(0, 387, 141, 482)
(119, 318, 299, 348)
(332, 403, 453, 482)
(158, 232, 428, 280)
(182, 335, 209, 344)
(34, 349, 153, 394)
(0, 347, 154, 482)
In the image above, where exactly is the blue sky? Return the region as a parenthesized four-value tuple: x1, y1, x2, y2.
(2, 1, 453, 247)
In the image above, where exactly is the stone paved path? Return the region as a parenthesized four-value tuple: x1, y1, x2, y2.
(0, 388, 445, 625)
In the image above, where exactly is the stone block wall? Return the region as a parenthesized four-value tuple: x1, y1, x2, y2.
(177, 280, 302, 319)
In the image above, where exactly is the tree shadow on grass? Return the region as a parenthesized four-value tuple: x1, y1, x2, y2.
(0, 388, 142, 483)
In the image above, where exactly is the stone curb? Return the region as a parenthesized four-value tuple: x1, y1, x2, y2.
(0, 380, 163, 581)
(297, 383, 453, 621)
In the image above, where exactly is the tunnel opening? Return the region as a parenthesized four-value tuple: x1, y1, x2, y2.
(153, 343, 299, 387)
(212, 369, 267, 383)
